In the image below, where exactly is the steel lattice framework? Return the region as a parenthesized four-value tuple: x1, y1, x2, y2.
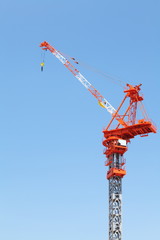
(108, 153, 123, 240)
(109, 176, 122, 240)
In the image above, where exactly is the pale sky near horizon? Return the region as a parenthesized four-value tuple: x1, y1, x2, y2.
(0, 1, 159, 239)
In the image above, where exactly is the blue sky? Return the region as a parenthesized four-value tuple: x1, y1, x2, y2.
(0, 0, 159, 239)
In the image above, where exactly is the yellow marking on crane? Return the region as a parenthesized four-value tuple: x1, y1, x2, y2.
(98, 101, 105, 108)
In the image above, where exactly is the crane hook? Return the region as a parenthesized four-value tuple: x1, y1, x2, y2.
(40, 62, 45, 72)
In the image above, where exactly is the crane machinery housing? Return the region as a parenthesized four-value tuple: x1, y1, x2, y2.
(40, 41, 157, 240)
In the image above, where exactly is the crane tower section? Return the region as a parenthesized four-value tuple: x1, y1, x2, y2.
(102, 84, 156, 240)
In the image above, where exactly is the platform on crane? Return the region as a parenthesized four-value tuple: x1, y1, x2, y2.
(103, 120, 156, 140)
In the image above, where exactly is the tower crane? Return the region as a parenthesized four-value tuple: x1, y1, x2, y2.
(40, 41, 157, 240)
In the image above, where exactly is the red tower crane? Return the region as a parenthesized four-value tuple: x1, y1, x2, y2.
(40, 41, 157, 240)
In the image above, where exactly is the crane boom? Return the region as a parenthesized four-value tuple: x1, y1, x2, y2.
(40, 41, 116, 115)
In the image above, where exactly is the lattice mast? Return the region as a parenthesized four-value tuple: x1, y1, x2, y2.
(40, 41, 157, 240)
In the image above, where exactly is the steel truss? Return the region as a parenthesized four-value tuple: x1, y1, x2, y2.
(108, 153, 122, 240)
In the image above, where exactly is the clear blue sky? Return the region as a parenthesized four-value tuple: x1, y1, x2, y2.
(0, 0, 159, 239)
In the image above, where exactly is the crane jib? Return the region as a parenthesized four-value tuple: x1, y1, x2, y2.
(42, 43, 116, 115)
